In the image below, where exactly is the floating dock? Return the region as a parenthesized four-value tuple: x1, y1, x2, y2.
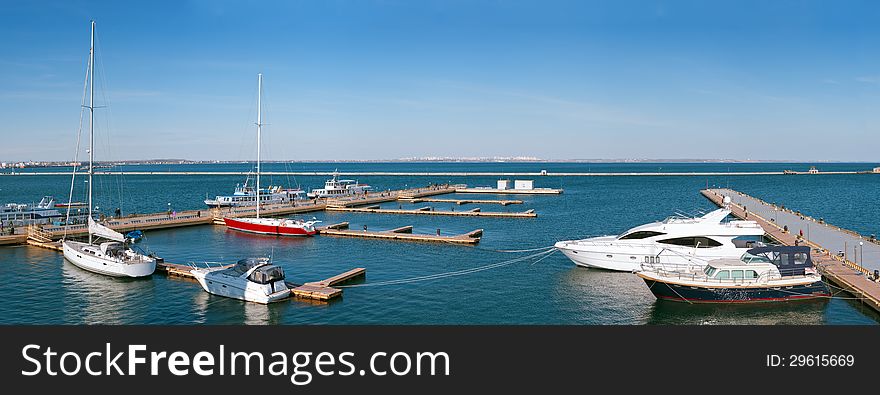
(0, 234, 27, 246)
(326, 206, 537, 218)
(22, 238, 360, 302)
(290, 268, 366, 301)
(399, 197, 523, 206)
(317, 222, 482, 245)
(326, 186, 457, 208)
(455, 187, 563, 194)
(702, 188, 880, 313)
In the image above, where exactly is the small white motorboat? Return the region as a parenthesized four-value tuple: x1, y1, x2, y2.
(191, 258, 291, 304)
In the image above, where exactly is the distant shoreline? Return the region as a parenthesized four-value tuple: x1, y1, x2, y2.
(2, 170, 877, 177)
(2, 158, 878, 169)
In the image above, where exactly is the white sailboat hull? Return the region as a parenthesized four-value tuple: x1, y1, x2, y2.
(62, 240, 156, 278)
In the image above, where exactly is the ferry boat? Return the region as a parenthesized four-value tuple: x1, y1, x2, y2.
(1, 196, 63, 226)
(205, 176, 307, 207)
(191, 257, 291, 304)
(637, 246, 830, 303)
(307, 171, 372, 198)
(554, 205, 765, 272)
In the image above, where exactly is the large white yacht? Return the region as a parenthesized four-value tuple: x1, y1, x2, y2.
(191, 258, 291, 304)
(554, 205, 765, 272)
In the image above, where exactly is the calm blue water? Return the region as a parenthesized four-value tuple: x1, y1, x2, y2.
(1, 162, 878, 324)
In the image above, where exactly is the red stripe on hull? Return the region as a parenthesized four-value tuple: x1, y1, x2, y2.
(223, 218, 316, 236)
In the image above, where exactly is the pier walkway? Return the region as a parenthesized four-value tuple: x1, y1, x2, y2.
(703, 189, 880, 313)
(708, 188, 879, 272)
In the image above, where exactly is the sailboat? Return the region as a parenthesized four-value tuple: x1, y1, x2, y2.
(223, 73, 320, 236)
(62, 21, 157, 278)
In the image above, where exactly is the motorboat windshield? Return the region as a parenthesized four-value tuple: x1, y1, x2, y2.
(248, 265, 285, 284)
(232, 257, 271, 275)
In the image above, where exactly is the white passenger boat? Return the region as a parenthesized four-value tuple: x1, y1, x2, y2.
(204, 176, 307, 207)
(191, 258, 291, 304)
(555, 204, 765, 272)
(1, 196, 63, 226)
(307, 171, 372, 198)
(61, 21, 157, 278)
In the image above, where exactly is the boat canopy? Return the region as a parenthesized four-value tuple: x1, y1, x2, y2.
(232, 257, 271, 275)
(247, 265, 286, 284)
(745, 246, 813, 276)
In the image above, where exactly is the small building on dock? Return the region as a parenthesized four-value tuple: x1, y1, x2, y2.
(514, 180, 534, 190)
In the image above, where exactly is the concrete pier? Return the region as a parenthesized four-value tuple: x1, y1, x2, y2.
(703, 188, 880, 313)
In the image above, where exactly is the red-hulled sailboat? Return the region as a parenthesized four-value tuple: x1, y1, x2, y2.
(223, 73, 319, 237)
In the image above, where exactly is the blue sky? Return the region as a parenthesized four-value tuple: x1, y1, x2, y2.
(1, 0, 879, 161)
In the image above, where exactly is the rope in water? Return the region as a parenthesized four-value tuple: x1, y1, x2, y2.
(337, 248, 558, 288)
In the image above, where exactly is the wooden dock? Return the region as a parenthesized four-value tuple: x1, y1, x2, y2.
(290, 268, 366, 301)
(326, 185, 457, 208)
(22, 237, 361, 302)
(0, 234, 27, 246)
(455, 187, 563, 195)
(702, 189, 880, 313)
(326, 206, 537, 218)
(317, 222, 482, 245)
(399, 197, 523, 206)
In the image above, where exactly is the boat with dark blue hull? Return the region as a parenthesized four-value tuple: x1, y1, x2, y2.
(637, 246, 830, 303)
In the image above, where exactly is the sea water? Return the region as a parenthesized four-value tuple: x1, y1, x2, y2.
(0, 162, 878, 324)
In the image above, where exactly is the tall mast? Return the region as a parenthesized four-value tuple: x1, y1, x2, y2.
(88, 20, 95, 244)
(256, 73, 262, 219)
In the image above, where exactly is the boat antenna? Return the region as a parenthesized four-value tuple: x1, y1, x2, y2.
(87, 20, 95, 245)
(256, 73, 262, 219)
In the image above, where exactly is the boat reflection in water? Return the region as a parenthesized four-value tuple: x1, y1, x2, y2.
(60, 259, 156, 324)
(644, 297, 828, 325)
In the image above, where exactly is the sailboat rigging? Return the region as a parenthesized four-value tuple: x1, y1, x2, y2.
(61, 21, 157, 278)
(222, 73, 320, 236)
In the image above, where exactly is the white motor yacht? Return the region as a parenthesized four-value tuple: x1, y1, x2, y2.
(554, 206, 765, 272)
(191, 258, 291, 304)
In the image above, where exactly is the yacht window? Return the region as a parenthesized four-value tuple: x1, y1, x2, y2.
(658, 237, 722, 248)
(716, 270, 730, 280)
(704, 267, 717, 277)
(619, 231, 666, 240)
(745, 270, 758, 279)
(741, 253, 771, 264)
(731, 270, 744, 279)
(793, 253, 808, 265)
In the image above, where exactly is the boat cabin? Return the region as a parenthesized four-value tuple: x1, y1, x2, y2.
(702, 246, 815, 281)
(232, 257, 286, 283)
